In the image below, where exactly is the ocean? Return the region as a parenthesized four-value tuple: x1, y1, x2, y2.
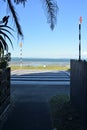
(9, 58, 70, 66)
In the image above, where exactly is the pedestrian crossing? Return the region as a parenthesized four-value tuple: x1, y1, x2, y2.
(11, 71, 70, 85)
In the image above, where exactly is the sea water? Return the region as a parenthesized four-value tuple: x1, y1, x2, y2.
(9, 58, 70, 66)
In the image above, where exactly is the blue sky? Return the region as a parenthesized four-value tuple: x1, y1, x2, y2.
(1, 0, 87, 59)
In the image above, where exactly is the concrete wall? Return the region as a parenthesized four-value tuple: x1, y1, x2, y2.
(70, 60, 87, 124)
(0, 67, 10, 115)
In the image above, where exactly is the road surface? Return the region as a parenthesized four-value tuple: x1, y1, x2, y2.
(1, 70, 70, 130)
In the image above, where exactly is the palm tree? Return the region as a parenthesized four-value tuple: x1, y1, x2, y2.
(0, 24, 13, 56)
(0, 22, 13, 68)
(0, 24, 13, 50)
(2, 0, 58, 38)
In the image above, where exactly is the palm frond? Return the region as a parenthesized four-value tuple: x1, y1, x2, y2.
(14, 0, 27, 6)
(0, 28, 14, 38)
(7, 0, 23, 38)
(0, 41, 4, 50)
(42, 0, 58, 30)
(0, 35, 8, 51)
(0, 25, 14, 31)
(0, 30, 13, 49)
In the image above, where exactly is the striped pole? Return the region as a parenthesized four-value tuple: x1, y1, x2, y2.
(20, 42, 23, 68)
(79, 16, 82, 61)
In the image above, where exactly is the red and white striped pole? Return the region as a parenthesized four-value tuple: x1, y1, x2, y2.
(79, 16, 82, 61)
(20, 42, 23, 68)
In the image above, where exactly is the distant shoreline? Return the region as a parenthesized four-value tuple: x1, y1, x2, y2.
(10, 57, 70, 67)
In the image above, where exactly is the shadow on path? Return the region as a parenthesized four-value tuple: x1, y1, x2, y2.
(1, 70, 70, 130)
(1, 101, 52, 130)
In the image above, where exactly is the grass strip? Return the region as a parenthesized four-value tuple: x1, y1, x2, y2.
(10, 65, 70, 71)
(50, 94, 86, 130)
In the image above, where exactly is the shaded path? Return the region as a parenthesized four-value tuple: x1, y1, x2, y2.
(1, 102, 52, 130)
(1, 70, 70, 130)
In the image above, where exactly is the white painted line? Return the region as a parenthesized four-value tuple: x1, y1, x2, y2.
(11, 77, 70, 81)
(11, 81, 70, 85)
(11, 75, 69, 78)
(11, 70, 60, 75)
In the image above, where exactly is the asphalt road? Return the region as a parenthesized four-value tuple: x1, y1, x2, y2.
(1, 70, 70, 130)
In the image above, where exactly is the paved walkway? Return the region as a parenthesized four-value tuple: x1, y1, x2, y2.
(0, 70, 70, 130)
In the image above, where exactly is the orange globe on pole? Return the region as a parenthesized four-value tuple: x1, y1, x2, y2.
(79, 16, 82, 24)
(20, 42, 22, 47)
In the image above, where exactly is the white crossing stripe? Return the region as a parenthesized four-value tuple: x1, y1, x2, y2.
(11, 71, 70, 85)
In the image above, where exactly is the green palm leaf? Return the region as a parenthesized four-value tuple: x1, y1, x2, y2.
(0, 28, 14, 38)
(0, 35, 8, 51)
(42, 0, 58, 30)
(4, 0, 58, 38)
(2, 0, 58, 40)
(0, 30, 13, 49)
(0, 41, 4, 50)
(0, 25, 14, 31)
(7, 0, 23, 37)
(14, 0, 27, 6)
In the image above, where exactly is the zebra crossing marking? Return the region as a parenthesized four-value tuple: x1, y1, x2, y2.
(11, 71, 70, 85)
